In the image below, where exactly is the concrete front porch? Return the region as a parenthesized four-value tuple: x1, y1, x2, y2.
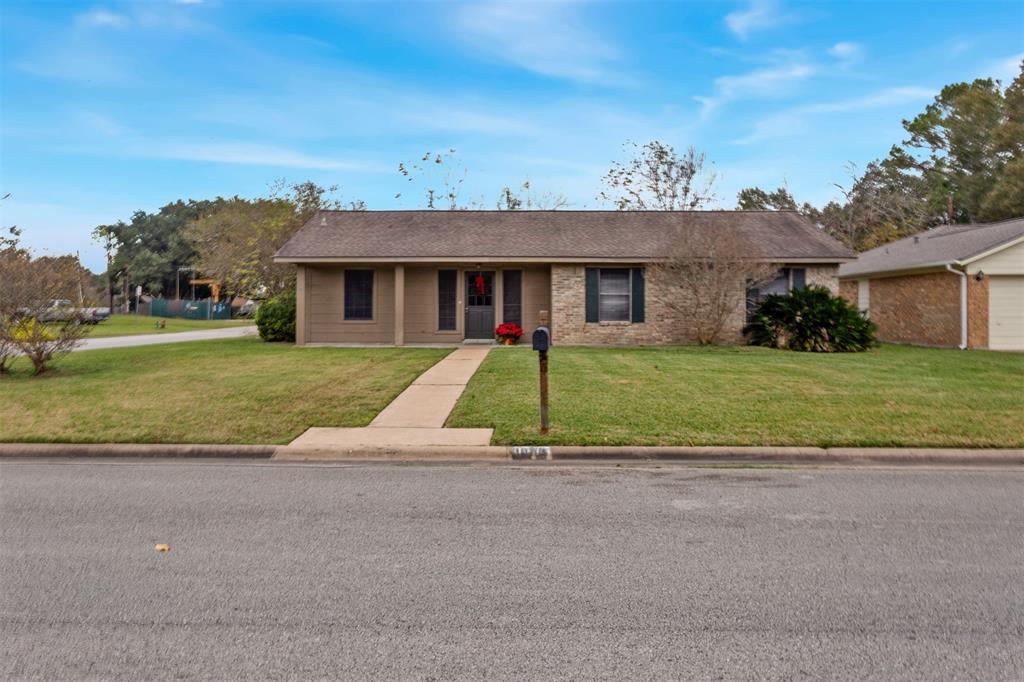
(295, 263, 551, 346)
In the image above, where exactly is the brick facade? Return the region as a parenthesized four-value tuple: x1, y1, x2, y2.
(839, 280, 858, 305)
(550, 264, 840, 346)
(840, 270, 990, 349)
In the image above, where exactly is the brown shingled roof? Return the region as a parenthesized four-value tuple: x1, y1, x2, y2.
(274, 210, 855, 262)
(839, 217, 1024, 278)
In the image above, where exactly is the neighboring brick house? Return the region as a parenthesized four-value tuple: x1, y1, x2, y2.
(839, 218, 1024, 351)
(274, 210, 853, 346)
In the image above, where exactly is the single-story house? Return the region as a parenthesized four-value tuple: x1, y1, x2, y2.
(839, 217, 1024, 351)
(273, 210, 854, 346)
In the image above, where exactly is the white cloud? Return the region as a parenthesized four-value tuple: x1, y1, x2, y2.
(77, 8, 129, 28)
(828, 41, 864, 64)
(697, 62, 816, 119)
(141, 142, 382, 172)
(452, 1, 621, 84)
(725, 0, 788, 40)
(733, 86, 935, 144)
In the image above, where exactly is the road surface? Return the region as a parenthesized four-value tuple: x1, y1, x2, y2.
(76, 325, 256, 351)
(2, 461, 1022, 679)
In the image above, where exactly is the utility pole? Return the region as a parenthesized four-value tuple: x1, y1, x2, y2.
(75, 251, 85, 306)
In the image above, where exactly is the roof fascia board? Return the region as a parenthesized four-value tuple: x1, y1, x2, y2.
(839, 263, 949, 280)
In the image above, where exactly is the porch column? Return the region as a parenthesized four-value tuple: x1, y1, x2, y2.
(295, 265, 306, 346)
(394, 264, 405, 346)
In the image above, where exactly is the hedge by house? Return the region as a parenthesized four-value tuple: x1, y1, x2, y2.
(255, 290, 296, 342)
(744, 285, 877, 352)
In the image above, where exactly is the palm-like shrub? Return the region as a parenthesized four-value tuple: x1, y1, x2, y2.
(255, 290, 296, 342)
(744, 286, 876, 352)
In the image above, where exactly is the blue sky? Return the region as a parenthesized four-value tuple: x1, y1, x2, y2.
(2, 0, 1022, 271)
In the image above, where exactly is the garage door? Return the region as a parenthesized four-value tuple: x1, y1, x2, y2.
(988, 276, 1024, 351)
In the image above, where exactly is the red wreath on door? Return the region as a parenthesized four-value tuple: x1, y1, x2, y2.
(474, 274, 486, 296)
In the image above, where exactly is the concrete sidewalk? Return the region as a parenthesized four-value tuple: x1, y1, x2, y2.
(78, 325, 256, 351)
(277, 346, 493, 457)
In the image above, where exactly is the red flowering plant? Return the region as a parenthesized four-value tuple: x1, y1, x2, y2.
(495, 322, 524, 344)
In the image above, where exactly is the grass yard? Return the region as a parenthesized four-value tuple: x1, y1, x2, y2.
(446, 345, 1024, 448)
(0, 338, 449, 444)
(88, 314, 253, 337)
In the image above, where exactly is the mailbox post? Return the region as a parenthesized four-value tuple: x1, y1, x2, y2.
(532, 323, 551, 434)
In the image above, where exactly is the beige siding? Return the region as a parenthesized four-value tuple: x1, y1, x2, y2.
(404, 266, 464, 344)
(306, 266, 395, 344)
(966, 240, 1024, 276)
(520, 265, 551, 333)
(300, 264, 552, 344)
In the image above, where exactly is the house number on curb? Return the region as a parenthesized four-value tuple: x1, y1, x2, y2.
(511, 446, 552, 460)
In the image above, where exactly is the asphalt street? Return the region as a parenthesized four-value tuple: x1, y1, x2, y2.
(1, 460, 1022, 679)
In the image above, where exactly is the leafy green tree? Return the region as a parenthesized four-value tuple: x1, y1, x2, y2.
(736, 186, 798, 211)
(979, 64, 1024, 219)
(186, 181, 360, 299)
(93, 200, 218, 297)
(887, 61, 1023, 223)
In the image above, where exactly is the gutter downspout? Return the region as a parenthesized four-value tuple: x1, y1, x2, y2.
(945, 263, 968, 350)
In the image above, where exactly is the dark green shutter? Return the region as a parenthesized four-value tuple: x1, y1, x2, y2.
(631, 268, 645, 323)
(792, 268, 806, 290)
(585, 268, 599, 323)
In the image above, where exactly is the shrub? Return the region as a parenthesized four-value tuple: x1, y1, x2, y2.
(255, 290, 296, 342)
(10, 315, 89, 375)
(744, 285, 877, 352)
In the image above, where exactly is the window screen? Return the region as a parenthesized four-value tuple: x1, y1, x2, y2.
(438, 270, 457, 331)
(598, 269, 630, 322)
(344, 270, 374, 320)
(503, 270, 522, 327)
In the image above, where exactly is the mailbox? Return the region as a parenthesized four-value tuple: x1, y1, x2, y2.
(532, 326, 551, 352)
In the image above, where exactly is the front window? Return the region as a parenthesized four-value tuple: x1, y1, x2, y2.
(598, 269, 630, 322)
(437, 270, 457, 331)
(344, 270, 374, 320)
(502, 270, 523, 327)
(746, 267, 805, 322)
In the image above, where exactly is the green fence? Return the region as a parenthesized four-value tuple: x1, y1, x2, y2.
(151, 299, 232, 320)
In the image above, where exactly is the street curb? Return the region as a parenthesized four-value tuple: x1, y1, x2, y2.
(0, 444, 277, 459)
(541, 446, 1024, 466)
(2, 443, 1022, 466)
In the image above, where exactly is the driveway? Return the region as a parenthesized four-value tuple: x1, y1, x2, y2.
(2, 461, 1021, 679)
(77, 325, 257, 351)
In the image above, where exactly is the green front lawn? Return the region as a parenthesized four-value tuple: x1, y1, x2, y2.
(89, 314, 253, 337)
(1, 339, 449, 444)
(446, 345, 1024, 448)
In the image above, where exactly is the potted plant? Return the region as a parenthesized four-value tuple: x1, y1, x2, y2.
(495, 322, 524, 345)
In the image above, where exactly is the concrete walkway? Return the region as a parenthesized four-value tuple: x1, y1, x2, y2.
(77, 325, 257, 351)
(278, 346, 493, 456)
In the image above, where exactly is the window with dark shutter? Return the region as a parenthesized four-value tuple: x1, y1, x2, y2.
(502, 270, 522, 327)
(438, 270, 457, 331)
(343, 270, 374, 320)
(630, 268, 645, 323)
(585, 268, 599, 323)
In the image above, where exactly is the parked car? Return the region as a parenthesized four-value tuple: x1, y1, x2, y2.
(37, 300, 111, 324)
